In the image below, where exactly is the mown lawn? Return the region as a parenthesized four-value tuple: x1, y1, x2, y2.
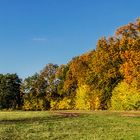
(0, 110, 140, 140)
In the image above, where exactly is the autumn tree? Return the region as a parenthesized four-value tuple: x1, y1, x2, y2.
(21, 73, 46, 110)
(115, 18, 140, 85)
(40, 63, 59, 103)
(16, 18, 140, 111)
(87, 37, 124, 109)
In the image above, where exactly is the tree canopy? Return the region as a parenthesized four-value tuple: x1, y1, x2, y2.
(0, 18, 140, 110)
(0, 74, 21, 109)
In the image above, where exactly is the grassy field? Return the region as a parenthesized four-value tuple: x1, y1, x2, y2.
(0, 110, 140, 140)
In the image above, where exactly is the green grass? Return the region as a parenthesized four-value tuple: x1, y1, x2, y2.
(0, 110, 140, 140)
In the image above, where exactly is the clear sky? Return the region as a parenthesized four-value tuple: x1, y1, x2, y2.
(0, 0, 140, 79)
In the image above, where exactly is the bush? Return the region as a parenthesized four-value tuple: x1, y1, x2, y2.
(23, 98, 45, 111)
(111, 80, 140, 110)
(50, 97, 72, 110)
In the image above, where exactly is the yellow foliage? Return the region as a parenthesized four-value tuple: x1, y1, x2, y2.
(58, 98, 71, 110)
(23, 98, 44, 111)
(111, 80, 140, 110)
(50, 98, 72, 110)
(50, 100, 58, 110)
(75, 85, 91, 110)
(89, 89, 101, 110)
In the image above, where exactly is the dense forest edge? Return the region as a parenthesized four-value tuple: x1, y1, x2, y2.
(0, 18, 140, 111)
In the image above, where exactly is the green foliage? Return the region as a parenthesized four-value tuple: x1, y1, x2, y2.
(0, 74, 21, 109)
(40, 63, 60, 102)
(22, 64, 60, 110)
(111, 80, 140, 110)
(56, 65, 69, 95)
(21, 73, 46, 110)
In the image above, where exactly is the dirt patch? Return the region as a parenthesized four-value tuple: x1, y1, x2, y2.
(121, 112, 140, 117)
(54, 112, 81, 118)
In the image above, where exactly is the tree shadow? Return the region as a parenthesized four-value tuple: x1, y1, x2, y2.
(0, 113, 82, 125)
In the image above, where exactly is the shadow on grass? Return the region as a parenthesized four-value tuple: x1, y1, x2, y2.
(0, 113, 82, 125)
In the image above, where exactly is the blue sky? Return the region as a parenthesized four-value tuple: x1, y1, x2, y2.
(0, 0, 140, 79)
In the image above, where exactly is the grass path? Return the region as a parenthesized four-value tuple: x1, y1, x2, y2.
(0, 111, 140, 140)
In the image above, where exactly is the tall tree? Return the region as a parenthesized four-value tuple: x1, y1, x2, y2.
(0, 74, 21, 109)
(115, 18, 140, 85)
(40, 63, 59, 102)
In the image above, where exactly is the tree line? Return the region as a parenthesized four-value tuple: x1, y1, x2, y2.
(0, 18, 140, 110)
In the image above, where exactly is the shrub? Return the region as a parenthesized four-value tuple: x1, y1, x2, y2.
(50, 97, 72, 110)
(23, 98, 44, 111)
